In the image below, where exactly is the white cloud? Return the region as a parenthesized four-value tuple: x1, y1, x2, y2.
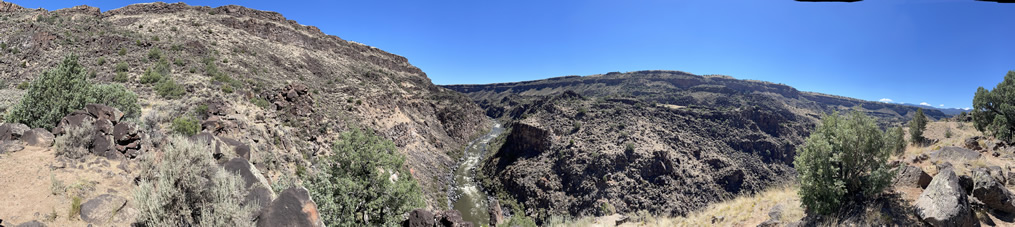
(919, 102, 931, 106)
(964, 107, 972, 110)
(939, 104, 944, 107)
(878, 98, 893, 103)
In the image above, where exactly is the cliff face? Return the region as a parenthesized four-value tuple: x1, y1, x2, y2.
(0, 1, 488, 208)
(447, 70, 940, 220)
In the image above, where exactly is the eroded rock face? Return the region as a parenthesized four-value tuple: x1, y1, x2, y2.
(916, 169, 977, 227)
(404, 209, 436, 227)
(52, 105, 145, 160)
(929, 146, 981, 162)
(0, 1, 26, 12)
(256, 187, 325, 227)
(972, 168, 1015, 214)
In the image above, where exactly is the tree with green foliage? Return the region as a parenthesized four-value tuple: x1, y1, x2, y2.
(909, 108, 928, 145)
(303, 128, 425, 226)
(5, 55, 140, 129)
(973, 71, 1015, 143)
(794, 111, 899, 215)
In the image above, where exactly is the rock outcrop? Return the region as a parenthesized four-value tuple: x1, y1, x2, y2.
(915, 169, 977, 227)
(928, 146, 981, 162)
(20, 128, 54, 147)
(894, 165, 932, 189)
(53, 104, 145, 159)
(972, 168, 1015, 214)
(79, 194, 132, 224)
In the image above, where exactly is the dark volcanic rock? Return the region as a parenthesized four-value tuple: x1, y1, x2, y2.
(0, 123, 30, 141)
(965, 136, 982, 150)
(14, 220, 46, 227)
(403, 209, 435, 227)
(84, 104, 124, 124)
(20, 128, 55, 147)
(223, 157, 259, 189)
(256, 187, 325, 227)
(894, 165, 932, 189)
(972, 168, 1015, 214)
(916, 169, 976, 227)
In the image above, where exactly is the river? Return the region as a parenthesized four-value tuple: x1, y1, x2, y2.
(451, 122, 504, 226)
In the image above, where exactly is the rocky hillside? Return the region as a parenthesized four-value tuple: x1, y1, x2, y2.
(0, 1, 488, 210)
(443, 70, 947, 222)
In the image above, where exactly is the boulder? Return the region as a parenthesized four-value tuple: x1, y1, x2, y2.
(79, 194, 129, 224)
(0, 123, 30, 141)
(90, 134, 115, 158)
(0, 140, 25, 154)
(15, 220, 46, 227)
(52, 111, 94, 135)
(84, 104, 124, 124)
(404, 209, 436, 227)
(245, 185, 273, 212)
(965, 136, 982, 150)
(986, 166, 1007, 185)
(223, 157, 261, 189)
(929, 146, 981, 162)
(220, 137, 251, 161)
(112, 123, 139, 144)
(21, 128, 55, 147)
(972, 168, 1015, 214)
(93, 119, 114, 135)
(915, 169, 977, 227)
(895, 165, 932, 189)
(959, 174, 974, 195)
(438, 210, 471, 227)
(256, 187, 325, 227)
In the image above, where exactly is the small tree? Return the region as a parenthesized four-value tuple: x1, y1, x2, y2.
(973, 71, 1015, 143)
(303, 128, 425, 226)
(909, 108, 928, 145)
(795, 111, 898, 215)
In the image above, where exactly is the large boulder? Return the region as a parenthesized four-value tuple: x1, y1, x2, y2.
(222, 157, 274, 212)
(0, 140, 25, 154)
(0, 123, 31, 141)
(929, 146, 981, 162)
(404, 209, 436, 227)
(972, 168, 1015, 214)
(80, 194, 131, 224)
(256, 187, 325, 227)
(21, 128, 55, 147)
(895, 165, 932, 189)
(437, 210, 471, 227)
(915, 169, 977, 227)
(52, 110, 94, 135)
(965, 136, 983, 151)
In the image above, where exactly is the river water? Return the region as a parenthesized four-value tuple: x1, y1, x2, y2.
(452, 122, 504, 226)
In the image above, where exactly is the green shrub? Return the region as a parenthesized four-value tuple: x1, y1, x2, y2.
(221, 84, 233, 93)
(5, 55, 141, 129)
(115, 62, 129, 72)
(148, 48, 163, 62)
(133, 135, 256, 226)
(139, 68, 165, 84)
(250, 97, 270, 109)
(794, 111, 898, 215)
(155, 78, 185, 99)
(303, 128, 425, 226)
(886, 126, 906, 156)
(16, 81, 29, 90)
(54, 119, 94, 159)
(69, 196, 82, 220)
(172, 116, 200, 136)
(973, 71, 1015, 143)
(118, 48, 126, 56)
(97, 57, 106, 65)
(909, 108, 928, 144)
(114, 71, 129, 82)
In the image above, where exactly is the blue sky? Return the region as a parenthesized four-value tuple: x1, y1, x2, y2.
(12, 0, 1015, 109)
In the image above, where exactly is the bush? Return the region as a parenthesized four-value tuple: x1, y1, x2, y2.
(5, 55, 141, 129)
(16, 81, 29, 90)
(250, 97, 270, 109)
(172, 116, 200, 136)
(148, 48, 163, 61)
(115, 62, 128, 72)
(887, 126, 905, 156)
(133, 135, 256, 226)
(139, 68, 165, 84)
(155, 77, 185, 99)
(909, 108, 928, 144)
(118, 48, 126, 56)
(54, 119, 94, 159)
(97, 57, 106, 66)
(114, 71, 129, 82)
(303, 128, 425, 226)
(221, 84, 233, 93)
(794, 111, 898, 215)
(973, 71, 1015, 143)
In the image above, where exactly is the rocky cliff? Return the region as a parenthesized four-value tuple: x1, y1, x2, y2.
(0, 1, 489, 209)
(445, 70, 943, 221)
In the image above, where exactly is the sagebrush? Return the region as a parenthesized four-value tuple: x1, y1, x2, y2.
(53, 118, 95, 159)
(133, 135, 256, 227)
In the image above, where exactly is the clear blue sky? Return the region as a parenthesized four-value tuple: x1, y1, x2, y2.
(11, 0, 1015, 109)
